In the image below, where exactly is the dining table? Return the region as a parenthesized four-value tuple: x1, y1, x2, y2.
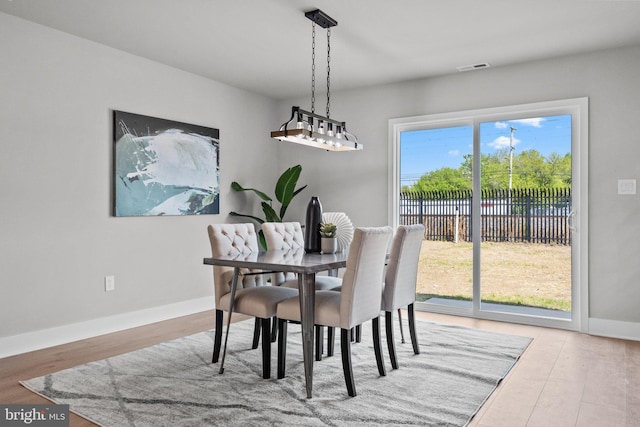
(203, 248, 348, 398)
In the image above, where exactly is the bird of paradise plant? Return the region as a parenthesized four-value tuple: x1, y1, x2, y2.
(229, 164, 307, 249)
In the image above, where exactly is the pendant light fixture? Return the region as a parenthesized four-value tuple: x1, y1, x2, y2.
(270, 9, 362, 152)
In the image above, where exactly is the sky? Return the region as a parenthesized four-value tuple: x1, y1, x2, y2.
(400, 114, 572, 186)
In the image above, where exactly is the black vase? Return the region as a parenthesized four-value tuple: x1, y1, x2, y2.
(304, 196, 323, 253)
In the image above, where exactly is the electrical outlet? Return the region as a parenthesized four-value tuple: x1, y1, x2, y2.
(618, 179, 636, 195)
(105, 275, 115, 292)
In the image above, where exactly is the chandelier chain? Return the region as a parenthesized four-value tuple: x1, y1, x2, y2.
(326, 28, 331, 118)
(311, 22, 316, 114)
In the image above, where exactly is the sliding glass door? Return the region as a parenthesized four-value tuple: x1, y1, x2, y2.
(389, 99, 588, 331)
(478, 115, 572, 320)
(399, 125, 473, 309)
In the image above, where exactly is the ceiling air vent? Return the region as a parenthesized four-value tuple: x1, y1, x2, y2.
(456, 63, 491, 72)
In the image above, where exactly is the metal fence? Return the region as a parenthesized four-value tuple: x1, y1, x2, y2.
(400, 188, 572, 245)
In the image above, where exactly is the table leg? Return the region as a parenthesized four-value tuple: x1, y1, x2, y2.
(219, 266, 240, 374)
(299, 272, 316, 398)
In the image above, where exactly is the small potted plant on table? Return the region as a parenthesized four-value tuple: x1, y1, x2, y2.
(319, 222, 338, 254)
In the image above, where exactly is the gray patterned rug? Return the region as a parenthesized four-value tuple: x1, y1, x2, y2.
(21, 318, 531, 426)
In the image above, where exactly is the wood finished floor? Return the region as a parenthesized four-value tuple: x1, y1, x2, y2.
(1, 310, 638, 426)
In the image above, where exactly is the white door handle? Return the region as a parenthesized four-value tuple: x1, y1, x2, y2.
(567, 210, 576, 232)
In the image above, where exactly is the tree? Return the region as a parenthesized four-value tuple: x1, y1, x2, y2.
(405, 150, 571, 192)
(546, 153, 572, 188)
(406, 167, 470, 192)
(513, 150, 547, 188)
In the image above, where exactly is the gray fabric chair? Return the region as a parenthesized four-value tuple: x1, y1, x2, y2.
(207, 223, 298, 379)
(276, 226, 392, 397)
(382, 224, 425, 369)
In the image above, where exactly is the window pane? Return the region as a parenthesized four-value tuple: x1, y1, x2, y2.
(400, 126, 473, 308)
(479, 115, 572, 318)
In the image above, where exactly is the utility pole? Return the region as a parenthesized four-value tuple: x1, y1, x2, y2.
(508, 126, 517, 191)
(507, 126, 517, 241)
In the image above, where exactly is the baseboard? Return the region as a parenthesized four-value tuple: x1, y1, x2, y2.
(588, 317, 640, 341)
(0, 296, 214, 359)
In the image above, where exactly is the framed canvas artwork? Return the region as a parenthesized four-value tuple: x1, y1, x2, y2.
(114, 111, 220, 216)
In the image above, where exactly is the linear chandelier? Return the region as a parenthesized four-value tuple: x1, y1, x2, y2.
(270, 9, 362, 152)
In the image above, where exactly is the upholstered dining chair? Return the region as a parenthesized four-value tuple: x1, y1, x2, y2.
(260, 221, 302, 285)
(207, 223, 298, 379)
(262, 221, 342, 353)
(262, 222, 342, 291)
(276, 226, 393, 397)
(261, 221, 305, 250)
(382, 224, 425, 369)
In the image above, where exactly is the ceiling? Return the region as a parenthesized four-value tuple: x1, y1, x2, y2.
(2, 0, 640, 100)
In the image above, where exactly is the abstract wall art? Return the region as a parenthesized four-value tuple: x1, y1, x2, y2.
(114, 111, 220, 216)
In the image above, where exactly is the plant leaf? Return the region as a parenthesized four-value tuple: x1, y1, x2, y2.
(280, 184, 309, 219)
(231, 181, 272, 202)
(230, 165, 306, 225)
(229, 211, 265, 224)
(258, 230, 267, 251)
(261, 202, 281, 222)
(275, 165, 301, 207)
(292, 185, 308, 198)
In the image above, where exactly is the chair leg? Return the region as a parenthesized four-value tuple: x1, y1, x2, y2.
(212, 309, 224, 363)
(385, 311, 399, 369)
(261, 318, 271, 379)
(397, 308, 406, 344)
(277, 319, 288, 379)
(271, 316, 278, 342)
(315, 326, 324, 361)
(252, 318, 261, 349)
(341, 328, 356, 397)
(408, 303, 420, 355)
(327, 327, 335, 357)
(355, 324, 362, 343)
(372, 317, 386, 377)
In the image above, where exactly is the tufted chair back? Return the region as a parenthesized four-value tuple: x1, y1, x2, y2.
(208, 223, 264, 308)
(262, 222, 304, 284)
(261, 222, 305, 250)
(382, 224, 425, 311)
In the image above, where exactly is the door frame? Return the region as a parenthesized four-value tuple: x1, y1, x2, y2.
(388, 98, 588, 332)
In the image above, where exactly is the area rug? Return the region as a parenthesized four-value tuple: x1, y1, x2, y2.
(21, 318, 531, 427)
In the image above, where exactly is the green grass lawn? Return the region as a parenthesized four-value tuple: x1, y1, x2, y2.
(417, 241, 572, 312)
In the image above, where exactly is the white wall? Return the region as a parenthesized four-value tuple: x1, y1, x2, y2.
(279, 46, 640, 336)
(0, 13, 278, 349)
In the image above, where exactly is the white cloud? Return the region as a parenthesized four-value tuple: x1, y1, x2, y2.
(448, 149, 460, 156)
(495, 121, 508, 129)
(511, 117, 545, 128)
(489, 136, 520, 149)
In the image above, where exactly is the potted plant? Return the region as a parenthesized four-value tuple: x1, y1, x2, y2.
(319, 222, 338, 254)
(230, 165, 307, 249)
